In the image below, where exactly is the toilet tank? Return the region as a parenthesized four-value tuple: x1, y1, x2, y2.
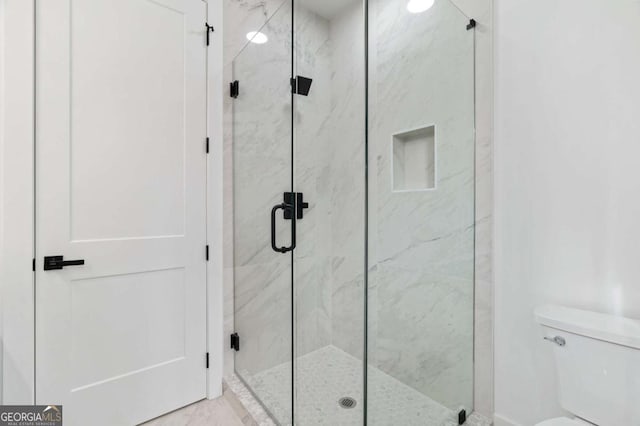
(535, 305, 640, 426)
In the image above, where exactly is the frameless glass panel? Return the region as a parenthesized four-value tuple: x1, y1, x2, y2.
(232, 3, 294, 424)
(367, 0, 476, 424)
(292, 0, 367, 424)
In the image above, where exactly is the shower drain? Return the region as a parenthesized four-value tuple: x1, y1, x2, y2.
(338, 397, 357, 409)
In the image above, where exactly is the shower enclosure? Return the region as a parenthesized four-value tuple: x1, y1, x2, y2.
(232, 0, 475, 424)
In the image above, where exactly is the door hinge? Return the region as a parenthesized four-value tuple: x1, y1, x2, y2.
(230, 332, 240, 351)
(466, 19, 476, 30)
(206, 352, 210, 369)
(290, 76, 313, 96)
(230, 80, 239, 98)
(32, 258, 35, 272)
(205, 22, 215, 46)
(206, 245, 209, 261)
(206, 137, 210, 154)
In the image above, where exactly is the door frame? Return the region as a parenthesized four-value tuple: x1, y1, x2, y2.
(0, 0, 224, 404)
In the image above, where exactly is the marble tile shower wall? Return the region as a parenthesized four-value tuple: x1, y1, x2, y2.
(367, 0, 475, 410)
(290, 0, 367, 361)
(326, 1, 367, 361)
(291, 6, 335, 358)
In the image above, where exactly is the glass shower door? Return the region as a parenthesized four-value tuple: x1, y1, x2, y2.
(292, 1, 367, 425)
(232, 3, 294, 424)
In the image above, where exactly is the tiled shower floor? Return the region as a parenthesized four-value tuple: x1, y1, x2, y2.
(238, 345, 490, 426)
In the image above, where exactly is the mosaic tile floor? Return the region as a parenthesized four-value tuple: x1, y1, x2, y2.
(238, 345, 490, 426)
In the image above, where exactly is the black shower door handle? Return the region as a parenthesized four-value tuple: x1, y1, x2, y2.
(271, 203, 296, 253)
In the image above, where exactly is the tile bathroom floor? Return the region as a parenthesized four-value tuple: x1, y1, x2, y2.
(142, 384, 257, 426)
(239, 345, 491, 426)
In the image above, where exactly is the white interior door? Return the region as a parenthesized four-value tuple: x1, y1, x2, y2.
(35, 0, 208, 424)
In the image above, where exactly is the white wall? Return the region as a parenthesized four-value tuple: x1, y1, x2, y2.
(494, 1, 640, 425)
(0, 0, 35, 404)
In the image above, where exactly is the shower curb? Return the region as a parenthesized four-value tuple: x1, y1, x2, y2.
(225, 373, 277, 426)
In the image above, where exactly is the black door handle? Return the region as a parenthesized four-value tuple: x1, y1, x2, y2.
(271, 203, 296, 253)
(43, 255, 85, 271)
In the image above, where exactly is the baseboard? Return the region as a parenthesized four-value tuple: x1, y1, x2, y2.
(493, 413, 522, 426)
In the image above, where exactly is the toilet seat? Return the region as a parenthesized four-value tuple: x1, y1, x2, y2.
(535, 417, 593, 426)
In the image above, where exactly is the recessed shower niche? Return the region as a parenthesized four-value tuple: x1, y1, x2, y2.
(392, 125, 436, 191)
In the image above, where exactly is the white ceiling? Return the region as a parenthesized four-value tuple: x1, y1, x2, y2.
(296, 0, 360, 20)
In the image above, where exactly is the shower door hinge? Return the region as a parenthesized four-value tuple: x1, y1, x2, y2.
(206, 245, 209, 261)
(205, 22, 215, 46)
(230, 332, 240, 351)
(466, 19, 476, 30)
(206, 352, 210, 369)
(32, 258, 35, 271)
(230, 80, 239, 98)
(458, 409, 467, 425)
(290, 76, 313, 96)
(206, 137, 210, 154)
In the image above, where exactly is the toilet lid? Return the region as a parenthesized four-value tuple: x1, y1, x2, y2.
(536, 418, 587, 426)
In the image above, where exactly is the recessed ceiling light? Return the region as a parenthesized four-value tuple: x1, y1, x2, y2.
(407, 0, 435, 14)
(246, 31, 268, 44)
